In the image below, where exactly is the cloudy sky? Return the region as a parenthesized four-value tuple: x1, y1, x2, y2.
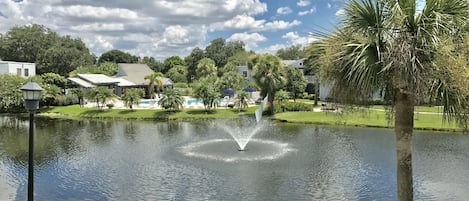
(0, 0, 346, 60)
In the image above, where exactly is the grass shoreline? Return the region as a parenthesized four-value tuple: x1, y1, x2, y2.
(36, 105, 464, 132)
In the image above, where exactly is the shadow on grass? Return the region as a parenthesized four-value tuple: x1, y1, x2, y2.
(153, 110, 171, 119)
(118, 110, 137, 115)
(80, 109, 110, 116)
(186, 109, 217, 115)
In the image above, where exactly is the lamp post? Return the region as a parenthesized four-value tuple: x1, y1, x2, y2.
(20, 82, 43, 201)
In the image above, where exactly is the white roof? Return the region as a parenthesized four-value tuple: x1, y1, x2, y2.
(68, 77, 95, 88)
(114, 78, 136, 87)
(77, 74, 120, 84)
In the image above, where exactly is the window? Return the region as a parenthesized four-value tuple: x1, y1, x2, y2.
(24, 68, 29, 77)
(16, 68, 22, 76)
(243, 71, 248, 77)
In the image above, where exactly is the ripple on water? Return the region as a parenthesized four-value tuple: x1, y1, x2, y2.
(179, 139, 296, 162)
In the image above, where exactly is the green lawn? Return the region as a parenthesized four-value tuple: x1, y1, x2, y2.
(40, 105, 257, 120)
(273, 110, 461, 131)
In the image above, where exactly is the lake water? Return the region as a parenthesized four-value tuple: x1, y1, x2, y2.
(0, 115, 468, 200)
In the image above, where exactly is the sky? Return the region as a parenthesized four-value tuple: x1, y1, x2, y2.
(0, 0, 347, 60)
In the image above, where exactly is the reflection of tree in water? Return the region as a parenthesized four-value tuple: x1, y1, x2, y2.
(124, 121, 139, 141)
(86, 120, 114, 144)
(0, 116, 86, 167)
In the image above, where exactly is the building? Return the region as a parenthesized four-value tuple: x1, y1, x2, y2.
(236, 65, 252, 82)
(0, 60, 36, 78)
(68, 63, 173, 98)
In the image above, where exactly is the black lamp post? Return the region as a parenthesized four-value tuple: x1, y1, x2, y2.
(20, 82, 43, 201)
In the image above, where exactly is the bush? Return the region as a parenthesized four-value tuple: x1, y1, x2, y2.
(264, 102, 315, 114)
(173, 82, 189, 88)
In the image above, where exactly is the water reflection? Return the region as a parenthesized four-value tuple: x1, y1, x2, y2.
(0, 116, 468, 201)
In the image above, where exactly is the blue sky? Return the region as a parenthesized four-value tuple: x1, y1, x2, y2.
(0, 0, 347, 60)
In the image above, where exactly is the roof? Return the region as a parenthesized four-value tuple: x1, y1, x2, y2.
(282, 58, 305, 68)
(77, 74, 120, 85)
(116, 63, 155, 85)
(113, 78, 136, 87)
(68, 77, 95, 88)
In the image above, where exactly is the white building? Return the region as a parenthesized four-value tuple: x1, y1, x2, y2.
(0, 60, 36, 78)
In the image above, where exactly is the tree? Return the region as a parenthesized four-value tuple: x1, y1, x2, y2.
(0, 24, 57, 63)
(166, 65, 188, 83)
(217, 71, 245, 91)
(196, 58, 217, 79)
(234, 91, 250, 112)
(142, 56, 164, 72)
(122, 88, 145, 110)
(205, 38, 246, 73)
(40, 73, 67, 89)
(185, 47, 205, 82)
(275, 90, 290, 112)
(316, 0, 469, 200)
(163, 56, 185, 74)
(285, 67, 307, 102)
(251, 54, 287, 115)
(37, 35, 95, 75)
(276, 44, 305, 60)
(192, 76, 221, 111)
(158, 88, 184, 112)
(144, 72, 164, 99)
(0, 75, 26, 112)
(70, 88, 85, 107)
(41, 84, 61, 107)
(86, 87, 114, 110)
(98, 49, 138, 64)
(69, 62, 117, 77)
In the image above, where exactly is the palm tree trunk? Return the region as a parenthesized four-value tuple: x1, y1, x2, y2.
(314, 79, 320, 107)
(268, 92, 275, 115)
(394, 89, 414, 201)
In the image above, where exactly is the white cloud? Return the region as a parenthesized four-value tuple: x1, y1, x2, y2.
(335, 9, 345, 16)
(297, 0, 311, 7)
(298, 6, 316, 16)
(220, 15, 301, 32)
(277, 7, 292, 15)
(223, 15, 265, 29)
(259, 44, 288, 54)
(282, 31, 318, 45)
(227, 32, 266, 50)
(70, 23, 125, 31)
(260, 20, 301, 31)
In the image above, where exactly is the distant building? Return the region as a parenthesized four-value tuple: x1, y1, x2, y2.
(281, 58, 306, 74)
(236, 65, 252, 82)
(67, 63, 173, 98)
(0, 60, 36, 78)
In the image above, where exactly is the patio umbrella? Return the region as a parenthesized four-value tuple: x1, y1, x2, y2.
(243, 87, 255, 92)
(222, 89, 235, 95)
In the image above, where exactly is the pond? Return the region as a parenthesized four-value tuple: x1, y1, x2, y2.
(0, 115, 468, 200)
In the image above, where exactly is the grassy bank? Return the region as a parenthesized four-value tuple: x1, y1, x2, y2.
(40, 105, 257, 120)
(273, 110, 462, 132)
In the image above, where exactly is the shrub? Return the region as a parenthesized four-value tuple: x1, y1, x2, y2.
(173, 82, 189, 88)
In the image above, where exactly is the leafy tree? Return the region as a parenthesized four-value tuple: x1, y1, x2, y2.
(144, 72, 164, 99)
(275, 90, 290, 112)
(196, 58, 217, 79)
(41, 84, 61, 107)
(40, 73, 67, 89)
(37, 36, 95, 75)
(122, 88, 145, 110)
(0, 75, 26, 112)
(304, 42, 325, 106)
(69, 62, 118, 77)
(205, 38, 246, 72)
(185, 47, 205, 82)
(276, 45, 305, 60)
(86, 87, 114, 110)
(158, 88, 184, 112)
(192, 76, 221, 111)
(98, 49, 138, 64)
(317, 0, 469, 200)
(0, 24, 57, 63)
(217, 71, 245, 91)
(142, 56, 164, 72)
(70, 88, 85, 107)
(285, 67, 307, 101)
(222, 51, 250, 74)
(252, 54, 286, 115)
(163, 56, 185, 74)
(166, 65, 188, 83)
(234, 91, 250, 112)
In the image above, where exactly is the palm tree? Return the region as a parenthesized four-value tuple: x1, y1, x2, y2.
(196, 58, 217, 79)
(144, 72, 164, 99)
(86, 86, 114, 110)
(234, 91, 250, 112)
(316, 0, 469, 200)
(122, 88, 144, 110)
(158, 88, 184, 112)
(70, 88, 85, 107)
(251, 54, 286, 115)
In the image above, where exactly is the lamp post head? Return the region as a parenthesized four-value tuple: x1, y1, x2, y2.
(21, 82, 43, 111)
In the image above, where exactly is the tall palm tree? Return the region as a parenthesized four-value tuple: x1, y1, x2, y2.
(316, 0, 469, 200)
(158, 88, 184, 112)
(144, 72, 164, 99)
(251, 54, 286, 115)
